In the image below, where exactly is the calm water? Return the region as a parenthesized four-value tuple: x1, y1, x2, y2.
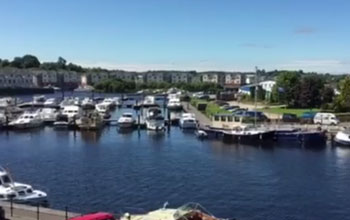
(0, 93, 350, 220)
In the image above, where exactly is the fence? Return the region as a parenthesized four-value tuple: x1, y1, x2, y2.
(0, 200, 79, 220)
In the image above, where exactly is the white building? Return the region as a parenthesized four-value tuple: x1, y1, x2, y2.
(224, 73, 242, 85)
(259, 80, 275, 93)
(245, 74, 255, 84)
(89, 72, 108, 84)
(41, 70, 58, 85)
(0, 69, 37, 88)
(202, 73, 218, 83)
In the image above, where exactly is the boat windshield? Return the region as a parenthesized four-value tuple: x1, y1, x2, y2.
(2, 175, 12, 184)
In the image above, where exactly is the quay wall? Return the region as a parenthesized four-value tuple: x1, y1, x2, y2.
(0, 202, 79, 220)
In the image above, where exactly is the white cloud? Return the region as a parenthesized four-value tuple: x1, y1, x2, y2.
(275, 59, 350, 73)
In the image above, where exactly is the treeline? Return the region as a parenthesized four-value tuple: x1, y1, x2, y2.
(95, 79, 222, 93)
(0, 55, 85, 72)
(250, 71, 350, 112)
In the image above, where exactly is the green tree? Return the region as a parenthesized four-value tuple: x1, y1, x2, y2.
(273, 71, 301, 106)
(57, 57, 67, 69)
(1, 59, 10, 67)
(22, 54, 40, 68)
(335, 76, 350, 112)
(298, 75, 324, 108)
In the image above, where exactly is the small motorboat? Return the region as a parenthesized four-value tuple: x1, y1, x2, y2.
(0, 166, 47, 204)
(334, 130, 350, 146)
(179, 113, 197, 129)
(196, 129, 208, 139)
(145, 107, 165, 131)
(81, 98, 95, 110)
(117, 113, 135, 129)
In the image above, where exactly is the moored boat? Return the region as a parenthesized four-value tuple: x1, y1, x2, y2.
(179, 113, 197, 129)
(145, 107, 165, 131)
(0, 167, 47, 204)
(117, 113, 135, 129)
(334, 130, 350, 146)
(9, 111, 43, 129)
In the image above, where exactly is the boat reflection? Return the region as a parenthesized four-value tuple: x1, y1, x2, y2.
(80, 130, 102, 143)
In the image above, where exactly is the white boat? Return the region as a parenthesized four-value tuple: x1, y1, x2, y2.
(9, 111, 43, 129)
(117, 113, 135, 128)
(39, 108, 59, 123)
(73, 97, 81, 106)
(76, 111, 104, 130)
(167, 98, 182, 111)
(53, 114, 70, 129)
(145, 107, 165, 131)
(0, 111, 6, 128)
(33, 95, 46, 104)
(0, 167, 47, 204)
(143, 96, 157, 107)
(101, 98, 116, 108)
(112, 97, 122, 107)
(179, 113, 197, 129)
(121, 203, 226, 220)
(81, 98, 95, 109)
(44, 98, 58, 107)
(95, 103, 111, 119)
(62, 105, 83, 120)
(74, 85, 94, 92)
(60, 97, 76, 108)
(334, 130, 350, 146)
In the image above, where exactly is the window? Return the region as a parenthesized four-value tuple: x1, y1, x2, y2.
(221, 116, 226, 122)
(228, 116, 233, 122)
(234, 117, 240, 122)
(18, 191, 25, 196)
(214, 116, 219, 121)
(2, 175, 11, 183)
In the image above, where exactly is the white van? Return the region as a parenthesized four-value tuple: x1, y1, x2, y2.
(313, 113, 339, 125)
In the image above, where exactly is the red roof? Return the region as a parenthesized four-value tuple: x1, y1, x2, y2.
(69, 212, 115, 220)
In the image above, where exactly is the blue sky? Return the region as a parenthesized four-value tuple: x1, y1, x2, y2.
(0, 0, 349, 73)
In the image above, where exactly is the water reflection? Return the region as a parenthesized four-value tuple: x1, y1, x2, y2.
(80, 130, 102, 144)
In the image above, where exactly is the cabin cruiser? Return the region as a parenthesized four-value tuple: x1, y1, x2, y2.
(81, 98, 95, 109)
(9, 111, 43, 129)
(96, 103, 111, 119)
(121, 203, 227, 220)
(33, 95, 46, 104)
(0, 167, 47, 204)
(179, 113, 197, 129)
(53, 114, 70, 129)
(62, 105, 83, 120)
(117, 113, 135, 128)
(0, 111, 6, 128)
(0, 97, 18, 108)
(101, 98, 116, 108)
(76, 111, 104, 130)
(334, 130, 350, 146)
(145, 107, 165, 131)
(60, 97, 76, 108)
(44, 98, 59, 107)
(143, 96, 158, 107)
(39, 108, 59, 123)
(167, 98, 182, 111)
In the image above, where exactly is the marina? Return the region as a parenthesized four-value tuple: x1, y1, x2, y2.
(0, 92, 350, 220)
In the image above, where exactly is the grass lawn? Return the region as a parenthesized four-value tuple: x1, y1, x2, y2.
(260, 107, 320, 116)
(190, 98, 229, 118)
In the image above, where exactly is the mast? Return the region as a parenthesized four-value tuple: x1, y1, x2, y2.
(254, 66, 258, 127)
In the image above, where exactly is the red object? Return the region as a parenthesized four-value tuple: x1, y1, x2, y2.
(69, 212, 116, 220)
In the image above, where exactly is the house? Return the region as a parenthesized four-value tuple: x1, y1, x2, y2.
(259, 80, 275, 93)
(244, 74, 255, 84)
(89, 72, 108, 84)
(41, 70, 58, 86)
(0, 68, 38, 88)
(225, 73, 242, 85)
(59, 70, 80, 89)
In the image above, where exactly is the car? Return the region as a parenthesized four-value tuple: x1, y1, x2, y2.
(300, 112, 317, 124)
(224, 105, 240, 111)
(282, 113, 299, 123)
(69, 212, 116, 220)
(313, 113, 339, 125)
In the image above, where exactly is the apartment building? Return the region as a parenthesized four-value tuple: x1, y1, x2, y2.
(201, 73, 218, 83)
(146, 72, 164, 83)
(171, 72, 189, 83)
(0, 68, 38, 88)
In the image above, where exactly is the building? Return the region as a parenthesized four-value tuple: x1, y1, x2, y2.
(224, 73, 242, 85)
(59, 70, 80, 89)
(259, 80, 275, 93)
(244, 74, 255, 84)
(146, 72, 164, 83)
(89, 72, 108, 84)
(201, 73, 218, 83)
(171, 72, 189, 83)
(0, 68, 39, 88)
(41, 70, 58, 86)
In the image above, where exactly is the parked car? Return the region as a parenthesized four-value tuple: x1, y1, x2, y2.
(313, 112, 339, 125)
(300, 112, 316, 124)
(69, 212, 115, 220)
(225, 105, 240, 111)
(282, 113, 299, 123)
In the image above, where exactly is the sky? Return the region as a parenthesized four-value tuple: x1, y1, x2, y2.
(0, 0, 350, 73)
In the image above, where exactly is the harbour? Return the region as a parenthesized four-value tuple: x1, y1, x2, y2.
(0, 92, 350, 220)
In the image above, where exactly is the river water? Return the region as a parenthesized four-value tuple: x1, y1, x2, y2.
(0, 92, 349, 220)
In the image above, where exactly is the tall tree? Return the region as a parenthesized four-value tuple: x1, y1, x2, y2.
(22, 54, 40, 68)
(273, 71, 301, 107)
(298, 75, 324, 108)
(10, 57, 23, 68)
(335, 76, 350, 112)
(57, 57, 67, 69)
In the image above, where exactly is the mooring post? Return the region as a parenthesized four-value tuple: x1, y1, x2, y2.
(10, 198, 13, 217)
(65, 206, 68, 220)
(36, 203, 39, 220)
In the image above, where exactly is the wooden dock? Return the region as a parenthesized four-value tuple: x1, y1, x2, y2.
(0, 201, 79, 220)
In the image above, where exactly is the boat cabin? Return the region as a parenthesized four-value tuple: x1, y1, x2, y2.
(211, 112, 267, 129)
(0, 170, 13, 187)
